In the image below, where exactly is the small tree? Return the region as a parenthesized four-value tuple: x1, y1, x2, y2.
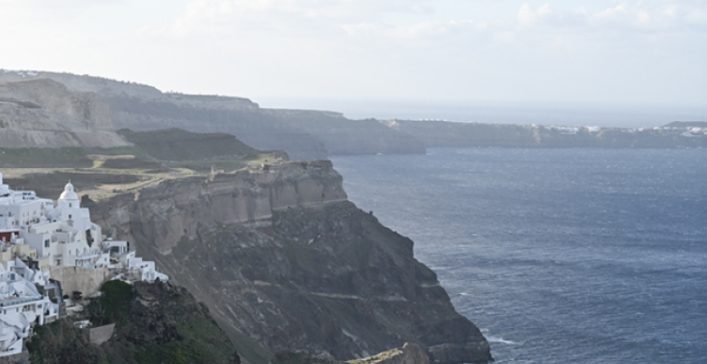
(86, 280, 134, 326)
(71, 291, 83, 301)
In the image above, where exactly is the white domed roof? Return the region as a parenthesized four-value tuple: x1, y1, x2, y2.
(59, 181, 79, 201)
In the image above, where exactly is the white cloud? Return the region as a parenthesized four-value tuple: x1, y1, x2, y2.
(518, 3, 553, 27)
(1, 0, 705, 105)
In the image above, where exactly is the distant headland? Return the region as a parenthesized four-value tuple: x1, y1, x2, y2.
(1, 70, 704, 160)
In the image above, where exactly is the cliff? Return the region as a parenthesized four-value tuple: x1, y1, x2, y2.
(0, 78, 129, 148)
(0, 71, 424, 159)
(2, 70, 702, 155)
(90, 160, 348, 254)
(384, 119, 707, 149)
(88, 161, 491, 364)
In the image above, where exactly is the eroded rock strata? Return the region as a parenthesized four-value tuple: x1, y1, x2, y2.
(91, 161, 491, 364)
(0, 71, 425, 159)
(0, 78, 129, 148)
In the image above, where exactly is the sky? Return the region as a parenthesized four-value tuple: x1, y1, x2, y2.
(0, 0, 705, 125)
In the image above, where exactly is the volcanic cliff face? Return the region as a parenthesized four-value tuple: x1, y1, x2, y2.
(0, 78, 129, 148)
(0, 71, 424, 159)
(93, 160, 348, 255)
(90, 161, 491, 364)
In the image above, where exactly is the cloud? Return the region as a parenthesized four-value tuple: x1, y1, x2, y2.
(169, 0, 433, 35)
(517, 3, 553, 27)
(164, 0, 707, 44)
(1, 0, 704, 105)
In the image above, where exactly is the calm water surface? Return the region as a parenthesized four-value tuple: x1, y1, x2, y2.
(331, 148, 706, 364)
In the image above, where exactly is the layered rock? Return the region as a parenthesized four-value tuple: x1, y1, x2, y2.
(0, 70, 424, 159)
(90, 162, 491, 364)
(92, 160, 347, 255)
(0, 78, 129, 148)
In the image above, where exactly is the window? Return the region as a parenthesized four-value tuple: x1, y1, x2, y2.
(69, 203, 72, 208)
(44, 239, 49, 248)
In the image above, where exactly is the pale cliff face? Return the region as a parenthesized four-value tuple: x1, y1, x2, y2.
(93, 160, 347, 255)
(0, 78, 129, 148)
(0, 71, 425, 159)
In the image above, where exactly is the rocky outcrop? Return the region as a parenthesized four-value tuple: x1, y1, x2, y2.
(0, 78, 129, 148)
(272, 342, 429, 364)
(349, 343, 430, 364)
(90, 163, 491, 364)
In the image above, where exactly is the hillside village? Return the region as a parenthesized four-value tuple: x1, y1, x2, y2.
(0, 172, 166, 357)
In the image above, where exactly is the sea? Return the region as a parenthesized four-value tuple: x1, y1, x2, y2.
(330, 148, 706, 364)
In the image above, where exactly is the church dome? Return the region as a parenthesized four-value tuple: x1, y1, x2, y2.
(59, 181, 79, 201)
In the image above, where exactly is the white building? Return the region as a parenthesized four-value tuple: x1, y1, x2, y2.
(0, 172, 167, 357)
(0, 178, 107, 269)
(0, 261, 58, 356)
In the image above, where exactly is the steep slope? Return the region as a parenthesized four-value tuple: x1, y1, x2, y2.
(28, 281, 240, 364)
(88, 162, 491, 364)
(0, 78, 129, 148)
(0, 70, 424, 159)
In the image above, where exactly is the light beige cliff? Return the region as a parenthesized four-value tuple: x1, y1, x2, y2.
(93, 160, 348, 255)
(0, 78, 129, 148)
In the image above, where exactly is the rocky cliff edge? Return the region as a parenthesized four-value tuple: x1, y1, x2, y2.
(90, 161, 491, 364)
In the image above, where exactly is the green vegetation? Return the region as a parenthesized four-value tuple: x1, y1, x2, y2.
(134, 309, 236, 364)
(0, 128, 274, 169)
(0, 147, 93, 168)
(87, 280, 135, 326)
(27, 320, 102, 364)
(118, 128, 257, 161)
(28, 281, 239, 364)
(1, 127, 286, 201)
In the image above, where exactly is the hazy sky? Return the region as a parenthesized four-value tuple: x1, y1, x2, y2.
(1, 0, 705, 111)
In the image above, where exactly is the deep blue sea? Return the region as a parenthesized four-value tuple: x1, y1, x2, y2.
(331, 148, 707, 364)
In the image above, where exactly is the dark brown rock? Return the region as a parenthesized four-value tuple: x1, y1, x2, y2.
(91, 166, 491, 364)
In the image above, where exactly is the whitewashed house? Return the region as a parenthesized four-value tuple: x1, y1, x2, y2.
(0, 263, 58, 356)
(0, 172, 167, 357)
